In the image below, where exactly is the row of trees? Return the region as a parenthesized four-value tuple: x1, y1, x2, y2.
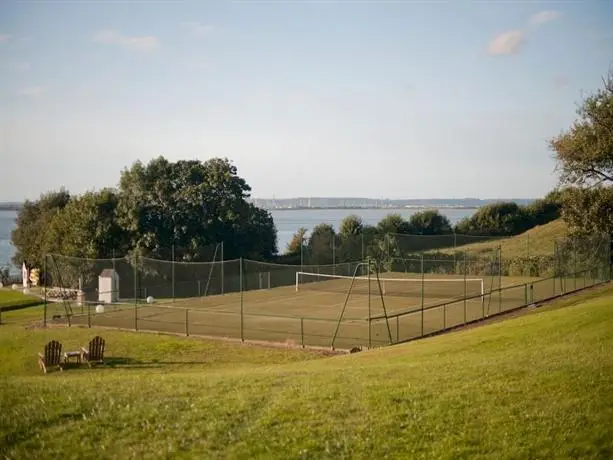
(11, 157, 278, 270)
(285, 197, 563, 260)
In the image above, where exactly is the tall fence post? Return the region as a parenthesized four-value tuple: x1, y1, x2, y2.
(463, 252, 467, 325)
(240, 257, 244, 342)
(185, 309, 189, 336)
(332, 234, 336, 275)
(112, 249, 116, 301)
(498, 246, 502, 313)
(421, 255, 424, 336)
(300, 317, 304, 348)
(368, 257, 372, 349)
(88, 302, 91, 328)
(573, 238, 577, 291)
(361, 233, 365, 261)
(43, 255, 47, 328)
(172, 245, 175, 302)
(221, 241, 225, 294)
(134, 257, 138, 331)
(553, 241, 558, 296)
(396, 316, 399, 343)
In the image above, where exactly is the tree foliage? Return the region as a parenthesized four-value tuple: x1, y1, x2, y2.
(550, 70, 613, 187)
(44, 189, 130, 259)
(11, 157, 277, 270)
(409, 209, 452, 235)
(549, 69, 613, 235)
(338, 215, 364, 238)
(286, 227, 307, 256)
(376, 214, 411, 235)
(117, 156, 275, 261)
(308, 224, 336, 264)
(11, 188, 71, 268)
(559, 187, 613, 235)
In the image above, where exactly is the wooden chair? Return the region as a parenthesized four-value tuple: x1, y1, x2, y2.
(38, 340, 63, 374)
(81, 336, 105, 367)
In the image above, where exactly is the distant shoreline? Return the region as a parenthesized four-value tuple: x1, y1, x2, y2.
(0, 204, 22, 211)
(266, 206, 481, 211)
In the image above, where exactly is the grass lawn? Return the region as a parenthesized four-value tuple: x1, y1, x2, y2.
(1, 283, 612, 459)
(0, 288, 44, 312)
(435, 218, 569, 258)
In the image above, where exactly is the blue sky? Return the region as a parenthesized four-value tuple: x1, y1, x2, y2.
(1, 1, 612, 201)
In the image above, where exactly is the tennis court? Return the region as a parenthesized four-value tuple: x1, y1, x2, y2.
(63, 270, 559, 349)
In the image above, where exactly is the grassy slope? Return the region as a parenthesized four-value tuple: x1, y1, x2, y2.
(2, 284, 613, 459)
(437, 218, 568, 258)
(0, 288, 43, 311)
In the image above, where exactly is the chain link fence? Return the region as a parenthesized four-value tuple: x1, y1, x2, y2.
(40, 233, 611, 350)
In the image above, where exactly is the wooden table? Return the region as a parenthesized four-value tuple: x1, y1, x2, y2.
(64, 351, 82, 364)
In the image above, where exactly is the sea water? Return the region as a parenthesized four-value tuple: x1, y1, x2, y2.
(0, 208, 475, 272)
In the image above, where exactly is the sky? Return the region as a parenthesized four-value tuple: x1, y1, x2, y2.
(0, 1, 612, 201)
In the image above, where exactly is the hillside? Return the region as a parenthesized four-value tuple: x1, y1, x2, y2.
(1, 282, 612, 458)
(441, 218, 569, 258)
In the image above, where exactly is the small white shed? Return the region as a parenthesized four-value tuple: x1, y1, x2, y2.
(98, 269, 119, 304)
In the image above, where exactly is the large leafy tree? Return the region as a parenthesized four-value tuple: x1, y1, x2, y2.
(44, 189, 130, 259)
(376, 213, 411, 235)
(409, 209, 452, 235)
(338, 215, 364, 238)
(307, 223, 336, 265)
(42, 189, 131, 289)
(117, 156, 275, 261)
(286, 227, 307, 256)
(550, 69, 613, 234)
(11, 188, 71, 268)
(454, 202, 530, 236)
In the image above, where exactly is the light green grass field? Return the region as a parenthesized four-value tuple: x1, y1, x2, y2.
(435, 218, 569, 258)
(1, 283, 612, 459)
(0, 288, 44, 314)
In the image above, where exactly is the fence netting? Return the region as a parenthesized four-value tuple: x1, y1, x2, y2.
(41, 233, 611, 350)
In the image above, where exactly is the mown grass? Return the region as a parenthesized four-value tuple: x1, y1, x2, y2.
(437, 218, 568, 258)
(0, 288, 44, 312)
(1, 283, 613, 459)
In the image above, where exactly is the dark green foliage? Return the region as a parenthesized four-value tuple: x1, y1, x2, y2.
(338, 215, 364, 238)
(454, 200, 560, 237)
(307, 223, 336, 264)
(11, 157, 277, 269)
(45, 189, 130, 259)
(376, 213, 412, 235)
(409, 209, 452, 235)
(10, 188, 71, 268)
(559, 186, 613, 235)
(116, 156, 276, 261)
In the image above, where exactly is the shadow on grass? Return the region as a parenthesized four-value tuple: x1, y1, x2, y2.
(101, 357, 209, 369)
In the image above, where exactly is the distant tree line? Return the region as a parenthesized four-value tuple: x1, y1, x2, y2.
(282, 199, 563, 265)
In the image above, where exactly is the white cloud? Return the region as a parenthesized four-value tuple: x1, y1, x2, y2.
(487, 30, 525, 56)
(0, 34, 12, 43)
(92, 29, 158, 53)
(19, 86, 45, 97)
(180, 22, 214, 37)
(529, 10, 561, 26)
